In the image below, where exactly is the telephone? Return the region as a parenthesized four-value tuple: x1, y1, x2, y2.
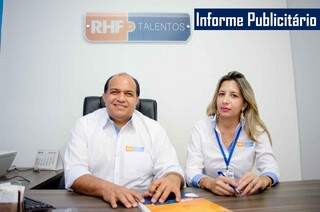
(34, 150, 60, 170)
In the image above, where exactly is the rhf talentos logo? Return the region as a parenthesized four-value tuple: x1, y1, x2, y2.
(85, 13, 190, 42)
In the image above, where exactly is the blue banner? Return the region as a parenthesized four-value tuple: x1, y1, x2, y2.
(194, 8, 320, 30)
(0, 0, 3, 47)
(128, 13, 190, 41)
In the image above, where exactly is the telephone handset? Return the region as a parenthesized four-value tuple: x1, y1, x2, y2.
(34, 150, 60, 170)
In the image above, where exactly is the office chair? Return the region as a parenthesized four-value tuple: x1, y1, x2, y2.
(83, 96, 157, 120)
(57, 96, 157, 189)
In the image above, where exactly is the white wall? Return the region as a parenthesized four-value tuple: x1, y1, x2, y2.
(0, 0, 301, 181)
(288, 0, 320, 180)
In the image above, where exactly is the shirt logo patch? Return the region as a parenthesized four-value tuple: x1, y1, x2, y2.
(237, 140, 254, 147)
(125, 146, 144, 152)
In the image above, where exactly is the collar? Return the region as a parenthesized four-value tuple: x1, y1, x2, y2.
(210, 114, 245, 132)
(101, 109, 135, 130)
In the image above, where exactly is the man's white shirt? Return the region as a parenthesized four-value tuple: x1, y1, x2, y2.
(64, 108, 184, 190)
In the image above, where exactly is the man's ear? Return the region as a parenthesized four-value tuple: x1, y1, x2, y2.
(135, 98, 140, 109)
(102, 93, 107, 104)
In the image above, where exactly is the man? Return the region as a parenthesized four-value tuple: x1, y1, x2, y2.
(64, 73, 184, 208)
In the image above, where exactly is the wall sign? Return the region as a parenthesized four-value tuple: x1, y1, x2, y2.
(85, 13, 190, 42)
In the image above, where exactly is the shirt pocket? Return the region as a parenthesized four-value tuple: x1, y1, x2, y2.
(234, 139, 256, 171)
(123, 147, 153, 177)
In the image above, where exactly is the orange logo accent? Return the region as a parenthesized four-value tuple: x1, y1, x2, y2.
(85, 13, 135, 42)
(237, 141, 245, 147)
(236, 139, 254, 147)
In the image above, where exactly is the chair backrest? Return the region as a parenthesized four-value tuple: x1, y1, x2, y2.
(83, 96, 157, 120)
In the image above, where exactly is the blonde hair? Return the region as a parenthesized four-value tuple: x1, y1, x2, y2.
(207, 71, 271, 143)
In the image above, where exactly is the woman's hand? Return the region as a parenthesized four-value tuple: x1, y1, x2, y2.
(199, 176, 238, 196)
(237, 172, 272, 196)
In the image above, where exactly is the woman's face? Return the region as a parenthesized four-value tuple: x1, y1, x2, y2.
(216, 80, 244, 120)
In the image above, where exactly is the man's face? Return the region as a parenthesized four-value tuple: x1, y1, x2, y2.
(103, 75, 139, 126)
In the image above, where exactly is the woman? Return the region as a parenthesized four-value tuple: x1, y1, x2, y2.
(186, 71, 279, 196)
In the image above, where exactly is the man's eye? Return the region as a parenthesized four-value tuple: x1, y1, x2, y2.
(126, 93, 134, 97)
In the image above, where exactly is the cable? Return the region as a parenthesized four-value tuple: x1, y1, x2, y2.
(6, 175, 31, 184)
(7, 166, 34, 172)
(5, 175, 31, 183)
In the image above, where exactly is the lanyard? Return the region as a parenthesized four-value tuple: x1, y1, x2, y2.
(214, 125, 242, 170)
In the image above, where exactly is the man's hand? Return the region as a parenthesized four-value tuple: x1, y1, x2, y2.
(100, 183, 144, 208)
(237, 172, 272, 196)
(199, 176, 237, 196)
(144, 173, 183, 203)
(72, 175, 144, 209)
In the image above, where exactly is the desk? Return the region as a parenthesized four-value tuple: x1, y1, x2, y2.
(24, 180, 320, 211)
(0, 169, 63, 190)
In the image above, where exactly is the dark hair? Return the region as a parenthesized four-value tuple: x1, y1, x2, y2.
(104, 73, 140, 97)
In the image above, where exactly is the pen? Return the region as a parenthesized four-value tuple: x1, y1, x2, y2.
(217, 171, 241, 195)
(134, 197, 151, 212)
(137, 202, 151, 212)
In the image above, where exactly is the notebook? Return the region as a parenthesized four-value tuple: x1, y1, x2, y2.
(145, 198, 231, 212)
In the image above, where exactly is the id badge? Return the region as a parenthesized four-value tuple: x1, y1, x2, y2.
(223, 167, 235, 179)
